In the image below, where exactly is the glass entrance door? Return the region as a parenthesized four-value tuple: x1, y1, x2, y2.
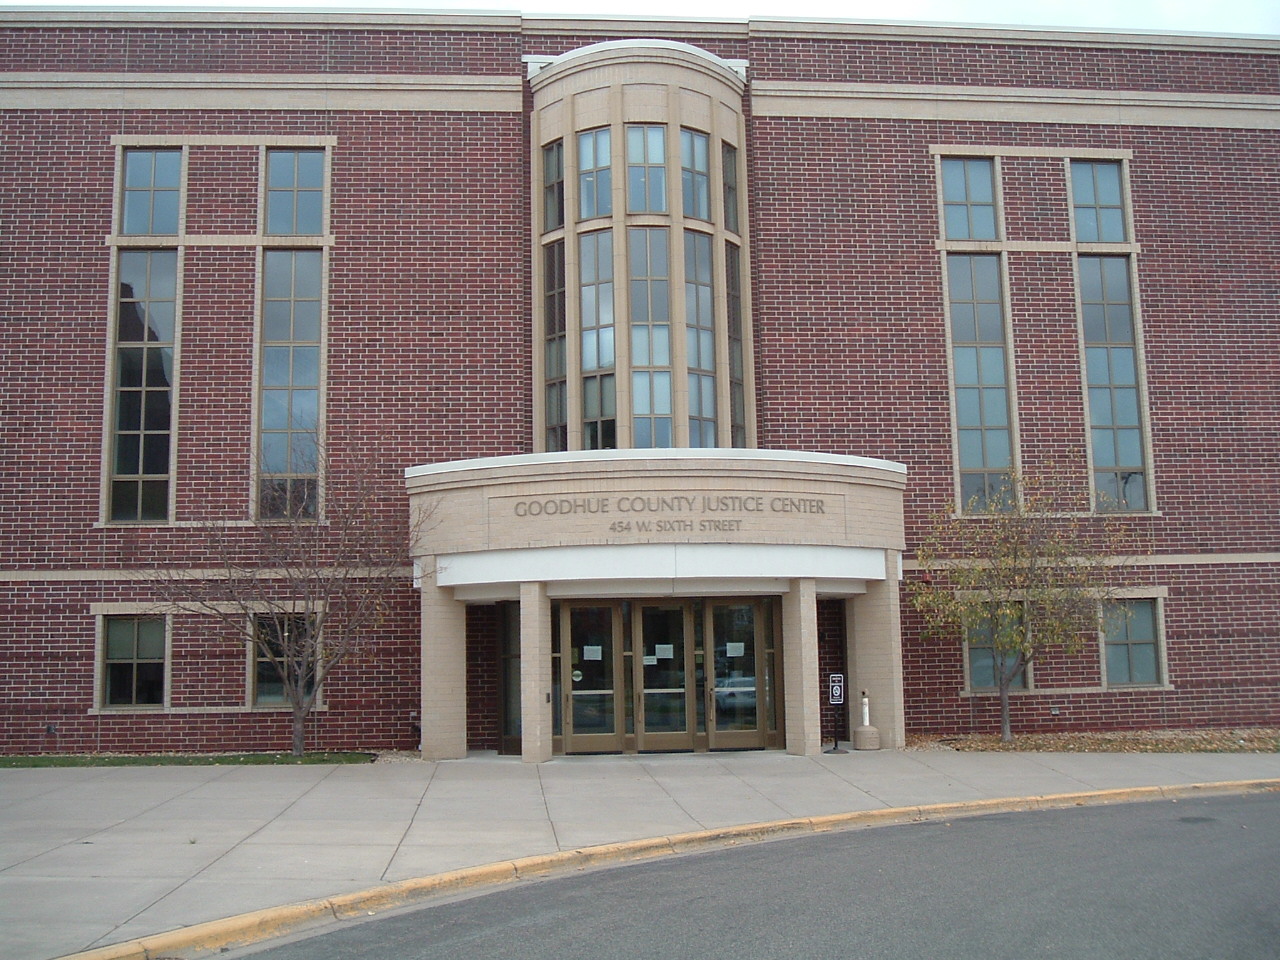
(634, 604, 696, 751)
(707, 601, 769, 750)
(554, 598, 779, 755)
(560, 604, 625, 753)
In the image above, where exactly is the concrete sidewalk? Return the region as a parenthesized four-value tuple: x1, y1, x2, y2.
(3, 749, 1279, 960)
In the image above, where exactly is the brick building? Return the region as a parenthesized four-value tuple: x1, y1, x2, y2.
(1, 10, 1276, 758)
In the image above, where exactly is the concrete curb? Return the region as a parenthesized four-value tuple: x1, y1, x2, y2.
(55, 778, 1280, 960)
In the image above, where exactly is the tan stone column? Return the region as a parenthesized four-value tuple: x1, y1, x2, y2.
(781, 577, 821, 756)
(520, 581, 553, 763)
(848, 550, 905, 748)
(419, 565, 468, 760)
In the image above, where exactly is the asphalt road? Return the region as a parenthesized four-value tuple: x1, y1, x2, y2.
(231, 793, 1280, 960)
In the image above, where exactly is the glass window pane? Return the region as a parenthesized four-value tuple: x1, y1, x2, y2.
(1078, 259, 1103, 301)
(1129, 601, 1156, 640)
(1095, 165, 1122, 204)
(950, 302, 976, 341)
(115, 434, 140, 473)
(1116, 429, 1143, 466)
(1085, 347, 1110, 385)
(653, 371, 672, 413)
(633, 372, 651, 411)
(1092, 429, 1117, 466)
(117, 392, 142, 431)
(149, 252, 178, 297)
(294, 251, 322, 296)
(1102, 258, 1130, 298)
(1120, 472, 1147, 510)
(139, 481, 167, 520)
(1114, 388, 1140, 426)
(261, 389, 290, 429)
(1107, 643, 1130, 684)
(958, 429, 985, 468)
(263, 301, 293, 341)
(290, 431, 318, 472)
(263, 347, 292, 386)
(1110, 347, 1136, 385)
(1129, 644, 1157, 684)
(941, 159, 966, 201)
(292, 346, 320, 387)
(972, 258, 1000, 300)
(106, 619, 135, 658)
(106, 663, 134, 704)
(295, 194, 323, 235)
(1089, 387, 1113, 424)
(142, 433, 170, 474)
(982, 388, 1008, 426)
(967, 160, 994, 201)
(151, 192, 179, 234)
(947, 257, 974, 300)
(137, 619, 165, 658)
(976, 302, 1003, 342)
(264, 253, 293, 298)
(953, 347, 978, 385)
(267, 151, 295, 188)
(971, 206, 996, 240)
(266, 193, 294, 234)
(944, 206, 969, 240)
(985, 429, 1011, 467)
(978, 346, 1006, 385)
(1100, 209, 1125, 242)
(297, 150, 324, 187)
(1071, 162, 1095, 203)
(124, 151, 154, 188)
(143, 390, 171, 430)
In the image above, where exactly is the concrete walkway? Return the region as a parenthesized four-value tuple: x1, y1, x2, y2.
(3, 748, 1279, 960)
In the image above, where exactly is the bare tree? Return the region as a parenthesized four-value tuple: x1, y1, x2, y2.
(143, 452, 430, 756)
(908, 472, 1142, 743)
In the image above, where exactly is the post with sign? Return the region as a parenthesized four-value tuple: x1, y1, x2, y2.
(824, 674, 848, 754)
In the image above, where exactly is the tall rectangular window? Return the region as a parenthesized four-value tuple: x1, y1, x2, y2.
(259, 250, 322, 518)
(579, 230, 615, 448)
(726, 242, 747, 448)
(578, 129, 612, 221)
(626, 125, 667, 214)
(1071, 161, 1126, 242)
(266, 149, 324, 236)
(941, 157, 997, 240)
(1081, 256, 1146, 510)
(722, 143, 740, 234)
(544, 241, 568, 452)
(685, 230, 716, 447)
(253, 614, 315, 706)
(1103, 600, 1161, 686)
(543, 140, 564, 231)
(629, 228, 672, 448)
(681, 129, 710, 221)
(103, 615, 166, 707)
(949, 255, 1013, 510)
(111, 250, 177, 522)
(121, 149, 181, 235)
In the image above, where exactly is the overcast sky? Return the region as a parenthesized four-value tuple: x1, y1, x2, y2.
(6, 0, 1279, 36)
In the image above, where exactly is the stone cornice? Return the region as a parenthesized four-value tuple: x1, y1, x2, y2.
(0, 72, 524, 112)
(751, 80, 1280, 128)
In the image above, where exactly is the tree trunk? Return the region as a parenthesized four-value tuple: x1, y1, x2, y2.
(291, 705, 307, 757)
(998, 679, 1013, 743)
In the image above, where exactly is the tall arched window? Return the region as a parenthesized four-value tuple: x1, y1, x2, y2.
(530, 41, 754, 451)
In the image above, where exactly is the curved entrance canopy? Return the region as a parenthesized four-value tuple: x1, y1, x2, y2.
(406, 449, 907, 761)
